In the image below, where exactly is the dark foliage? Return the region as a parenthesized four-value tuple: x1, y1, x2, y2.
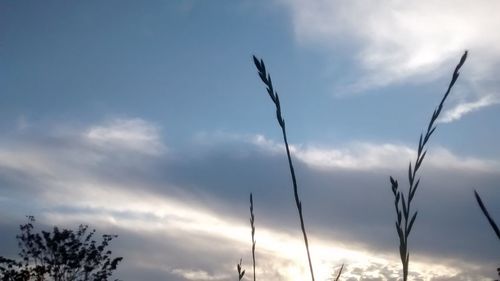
(0, 217, 122, 281)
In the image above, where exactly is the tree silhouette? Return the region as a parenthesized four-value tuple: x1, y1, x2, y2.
(0, 216, 122, 281)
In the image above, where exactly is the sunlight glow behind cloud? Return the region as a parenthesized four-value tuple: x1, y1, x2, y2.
(41, 183, 474, 281)
(0, 120, 497, 280)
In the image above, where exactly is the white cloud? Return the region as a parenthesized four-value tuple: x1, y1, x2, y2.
(0, 148, 55, 177)
(85, 118, 165, 155)
(280, 0, 500, 120)
(171, 269, 229, 281)
(0, 118, 167, 187)
(249, 134, 499, 172)
(439, 94, 500, 123)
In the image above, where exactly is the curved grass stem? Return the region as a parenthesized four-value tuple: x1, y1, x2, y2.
(390, 51, 467, 281)
(253, 55, 315, 281)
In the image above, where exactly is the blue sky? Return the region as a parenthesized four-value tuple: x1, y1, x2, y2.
(1, 1, 500, 280)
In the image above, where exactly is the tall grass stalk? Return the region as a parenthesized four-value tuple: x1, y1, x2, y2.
(332, 264, 344, 281)
(390, 51, 467, 281)
(250, 193, 256, 281)
(474, 190, 500, 279)
(237, 258, 245, 281)
(253, 55, 315, 281)
(474, 190, 500, 239)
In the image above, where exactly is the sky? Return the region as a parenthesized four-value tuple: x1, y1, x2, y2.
(0, 1, 499, 280)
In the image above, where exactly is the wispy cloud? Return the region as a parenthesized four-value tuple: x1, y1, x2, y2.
(439, 94, 500, 123)
(85, 118, 165, 155)
(171, 269, 230, 281)
(244, 134, 499, 172)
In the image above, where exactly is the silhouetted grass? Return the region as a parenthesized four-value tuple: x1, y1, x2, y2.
(474, 189, 500, 279)
(237, 258, 245, 281)
(390, 51, 468, 281)
(246, 51, 476, 281)
(332, 264, 344, 281)
(253, 55, 316, 281)
(474, 190, 500, 240)
(250, 193, 256, 281)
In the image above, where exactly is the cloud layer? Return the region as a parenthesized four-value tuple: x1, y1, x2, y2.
(0, 119, 499, 281)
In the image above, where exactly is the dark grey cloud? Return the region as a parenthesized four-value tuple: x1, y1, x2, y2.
(0, 121, 498, 280)
(152, 142, 500, 263)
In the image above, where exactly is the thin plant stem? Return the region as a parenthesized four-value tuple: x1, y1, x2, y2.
(237, 258, 245, 281)
(253, 55, 315, 281)
(473, 191, 500, 281)
(333, 264, 344, 281)
(474, 190, 500, 240)
(250, 193, 256, 281)
(390, 51, 468, 281)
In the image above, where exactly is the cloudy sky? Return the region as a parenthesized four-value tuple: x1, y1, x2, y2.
(1, 1, 499, 280)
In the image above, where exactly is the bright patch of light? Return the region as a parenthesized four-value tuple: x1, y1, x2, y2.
(41, 183, 478, 281)
(85, 118, 165, 155)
